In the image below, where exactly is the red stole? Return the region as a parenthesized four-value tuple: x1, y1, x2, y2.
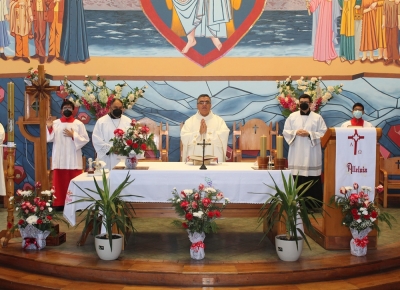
(350, 118, 364, 127)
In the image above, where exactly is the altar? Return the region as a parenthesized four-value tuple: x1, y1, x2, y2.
(63, 162, 291, 226)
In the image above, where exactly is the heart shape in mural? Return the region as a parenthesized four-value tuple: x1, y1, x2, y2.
(141, 0, 266, 67)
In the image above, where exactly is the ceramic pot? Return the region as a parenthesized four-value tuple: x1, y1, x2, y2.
(275, 234, 303, 261)
(94, 234, 123, 260)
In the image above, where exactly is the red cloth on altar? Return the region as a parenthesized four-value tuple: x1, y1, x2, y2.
(52, 169, 82, 206)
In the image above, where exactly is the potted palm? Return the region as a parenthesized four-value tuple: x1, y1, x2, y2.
(258, 171, 323, 261)
(72, 170, 141, 260)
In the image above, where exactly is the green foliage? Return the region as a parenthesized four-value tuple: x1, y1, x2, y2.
(71, 170, 142, 251)
(258, 171, 323, 250)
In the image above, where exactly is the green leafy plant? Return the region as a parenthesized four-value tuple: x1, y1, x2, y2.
(258, 171, 323, 249)
(71, 170, 142, 250)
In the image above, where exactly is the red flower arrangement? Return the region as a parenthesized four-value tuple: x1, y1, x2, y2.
(332, 183, 394, 234)
(108, 118, 157, 156)
(9, 182, 65, 234)
(170, 182, 230, 234)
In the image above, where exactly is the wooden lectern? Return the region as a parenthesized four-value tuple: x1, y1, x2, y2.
(305, 128, 382, 250)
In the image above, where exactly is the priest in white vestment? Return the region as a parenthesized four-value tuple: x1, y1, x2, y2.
(181, 94, 229, 162)
(172, 0, 232, 53)
(0, 123, 5, 196)
(341, 103, 374, 128)
(92, 99, 131, 170)
(47, 100, 89, 208)
(283, 94, 327, 207)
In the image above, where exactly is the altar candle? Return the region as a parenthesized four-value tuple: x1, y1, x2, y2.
(7, 82, 15, 143)
(276, 135, 283, 159)
(260, 135, 267, 157)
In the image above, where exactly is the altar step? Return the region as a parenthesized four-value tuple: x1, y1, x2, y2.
(1, 264, 400, 289)
(1, 241, 400, 289)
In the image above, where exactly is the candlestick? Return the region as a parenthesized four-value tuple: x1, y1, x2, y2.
(7, 82, 15, 143)
(260, 135, 267, 157)
(276, 135, 283, 159)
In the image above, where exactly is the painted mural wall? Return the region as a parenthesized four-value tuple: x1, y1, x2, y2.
(0, 0, 399, 189)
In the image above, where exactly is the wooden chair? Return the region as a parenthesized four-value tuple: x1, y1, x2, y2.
(232, 119, 279, 162)
(378, 156, 400, 208)
(138, 117, 169, 162)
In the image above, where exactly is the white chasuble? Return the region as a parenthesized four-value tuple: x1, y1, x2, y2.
(92, 114, 131, 170)
(181, 111, 229, 162)
(283, 111, 327, 176)
(47, 119, 90, 169)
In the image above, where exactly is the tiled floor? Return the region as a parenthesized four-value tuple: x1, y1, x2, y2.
(1, 205, 400, 262)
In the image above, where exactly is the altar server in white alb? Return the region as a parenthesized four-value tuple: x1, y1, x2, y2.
(341, 103, 374, 128)
(92, 98, 131, 170)
(283, 94, 327, 207)
(181, 94, 229, 162)
(0, 122, 5, 196)
(46, 100, 89, 209)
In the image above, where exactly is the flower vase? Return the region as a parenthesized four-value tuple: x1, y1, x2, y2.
(350, 228, 371, 256)
(125, 151, 138, 169)
(19, 224, 50, 250)
(188, 231, 205, 260)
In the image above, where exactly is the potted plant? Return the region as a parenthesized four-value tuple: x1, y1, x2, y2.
(169, 181, 230, 260)
(9, 182, 67, 250)
(108, 118, 157, 169)
(72, 170, 141, 260)
(258, 171, 323, 262)
(331, 183, 395, 256)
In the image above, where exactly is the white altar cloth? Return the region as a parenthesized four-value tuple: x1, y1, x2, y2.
(63, 162, 291, 226)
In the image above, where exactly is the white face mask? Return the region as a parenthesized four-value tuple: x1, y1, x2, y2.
(353, 110, 363, 119)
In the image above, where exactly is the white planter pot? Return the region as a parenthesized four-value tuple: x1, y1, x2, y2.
(95, 234, 123, 260)
(275, 234, 303, 262)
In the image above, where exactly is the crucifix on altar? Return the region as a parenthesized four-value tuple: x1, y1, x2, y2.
(197, 139, 211, 170)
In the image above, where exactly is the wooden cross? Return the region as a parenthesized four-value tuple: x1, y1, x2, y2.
(31, 100, 40, 117)
(396, 160, 400, 170)
(253, 124, 259, 134)
(25, 65, 60, 190)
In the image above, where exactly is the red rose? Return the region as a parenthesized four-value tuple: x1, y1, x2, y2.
(193, 193, 200, 200)
(180, 201, 189, 209)
(191, 201, 198, 209)
(47, 215, 53, 221)
(214, 210, 221, 218)
(202, 198, 211, 208)
(371, 211, 378, 218)
(185, 212, 193, 221)
(182, 222, 188, 229)
(353, 183, 359, 190)
(126, 139, 133, 146)
(198, 184, 205, 191)
(207, 211, 214, 218)
(141, 125, 150, 134)
(141, 143, 147, 150)
(364, 214, 370, 219)
(35, 181, 41, 188)
(133, 143, 139, 149)
(37, 219, 43, 225)
(18, 219, 24, 225)
(130, 119, 137, 126)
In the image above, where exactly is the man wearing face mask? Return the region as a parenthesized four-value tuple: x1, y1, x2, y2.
(341, 103, 374, 128)
(46, 99, 89, 210)
(92, 98, 131, 170)
(283, 94, 327, 210)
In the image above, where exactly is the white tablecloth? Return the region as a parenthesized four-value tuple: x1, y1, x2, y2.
(63, 162, 291, 226)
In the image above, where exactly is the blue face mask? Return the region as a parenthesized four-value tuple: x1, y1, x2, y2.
(353, 110, 363, 119)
